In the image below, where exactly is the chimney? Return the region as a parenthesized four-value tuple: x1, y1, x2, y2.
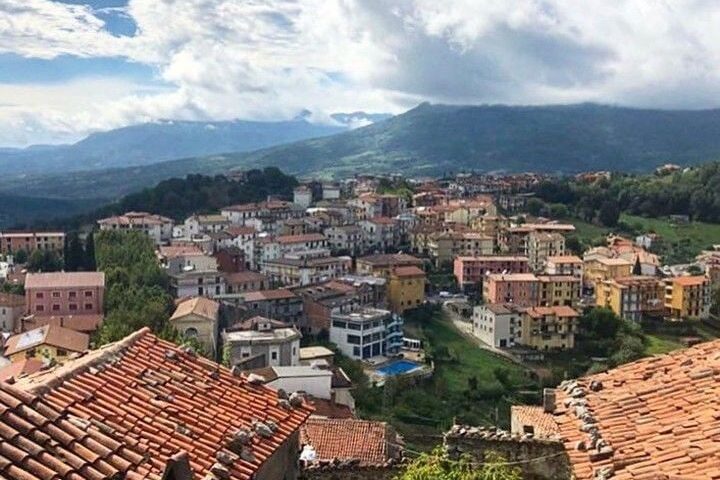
(543, 388, 556, 413)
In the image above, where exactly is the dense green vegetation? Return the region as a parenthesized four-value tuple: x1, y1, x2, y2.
(0, 193, 97, 229)
(396, 448, 521, 480)
(8, 104, 720, 200)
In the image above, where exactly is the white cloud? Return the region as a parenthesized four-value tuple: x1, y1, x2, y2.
(4, 0, 720, 145)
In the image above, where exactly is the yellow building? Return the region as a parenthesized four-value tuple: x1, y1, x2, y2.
(170, 296, 220, 356)
(387, 266, 426, 314)
(596, 276, 664, 322)
(3, 324, 89, 363)
(664, 276, 711, 320)
(537, 275, 581, 308)
(356, 253, 424, 277)
(583, 257, 633, 290)
(518, 306, 579, 350)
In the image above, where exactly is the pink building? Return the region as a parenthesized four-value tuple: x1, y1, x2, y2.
(483, 273, 539, 307)
(25, 272, 105, 317)
(454, 256, 530, 288)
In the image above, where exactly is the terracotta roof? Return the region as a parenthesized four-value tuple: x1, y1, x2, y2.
(367, 217, 397, 225)
(20, 314, 104, 333)
(357, 253, 423, 267)
(547, 255, 583, 264)
(225, 226, 257, 236)
(524, 306, 578, 318)
(552, 339, 720, 479)
(511, 406, 559, 439)
(306, 397, 354, 419)
(170, 296, 219, 322)
(300, 418, 391, 466)
(14, 328, 313, 480)
(669, 275, 708, 287)
(0, 380, 161, 479)
(276, 233, 326, 244)
(224, 271, 267, 284)
(0, 357, 44, 382)
(243, 289, 297, 302)
(0, 292, 24, 307)
(25, 272, 105, 290)
(4, 324, 90, 357)
(158, 244, 205, 258)
(391, 266, 426, 277)
(487, 273, 538, 282)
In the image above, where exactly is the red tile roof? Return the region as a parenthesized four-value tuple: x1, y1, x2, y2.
(14, 328, 313, 480)
(392, 266, 426, 277)
(300, 418, 392, 466)
(24, 271, 105, 290)
(0, 357, 44, 382)
(243, 289, 297, 302)
(20, 314, 104, 333)
(550, 339, 720, 479)
(4, 324, 90, 357)
(510, 406, 559, 439)
(0, 380, 160, 479)
(276, 233, 326, 244)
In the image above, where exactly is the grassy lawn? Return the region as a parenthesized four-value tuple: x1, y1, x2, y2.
(644, 334, 684, 355)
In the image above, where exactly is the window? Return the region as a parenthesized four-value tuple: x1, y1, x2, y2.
(52, 304, 60, 311)
(185, 327, 198, 338)
(69, 304, 78, 311)
(346, 334, 361, 345)
(271, 351, 278, 360)
(332, 320, 346, 329)
(35, 292, 44, 299)
(84, 303, 93, 310)
(36, 305, 44, 312)
(57, 349, 67, 357)
(69, 291, 77, 299)
(52, 292, 61, 298)
(84, 291, 93, 297)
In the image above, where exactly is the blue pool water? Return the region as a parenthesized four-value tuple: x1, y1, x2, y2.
(376, 360, 421, 376)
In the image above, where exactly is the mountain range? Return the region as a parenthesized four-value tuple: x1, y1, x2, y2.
(5, 103, 720, 226)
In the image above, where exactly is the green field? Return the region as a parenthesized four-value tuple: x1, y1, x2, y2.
(644, 334, 684, 355)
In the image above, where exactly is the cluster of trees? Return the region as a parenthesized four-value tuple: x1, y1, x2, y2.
(63, 232, 96, 271)
(94, 230, 175, 345)
(533, 161, 720, 224)
(577, 308, 646, 368)
(396, 448, 521, 480)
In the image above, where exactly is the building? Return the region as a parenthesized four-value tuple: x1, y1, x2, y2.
(454, 255, 530, 290)
(0, 292, 24, 331)
(427, 232, 495, 267)
(664, 275, 711, 320)
(170, 296, 220, 356)
(515, 339, 720, 479)
(0, 231, 65, 256)
(545, 255, 583, 277)
(293, 186, 313, 208)
(299, 345, 335, 365)
(360, 217, 399, 252)
(503, 223, 575, 254)
(329, 308, 403, 360)
(387, 266, 426, 314)
(483, 273, 539, 307)
(158, 244, 216, 274)
(472, 303, 522, 348)
(596, 276, 665, 322)
(537, 275, 582, 308)
(271, 233, 329, 260)
(324, 225, 365, 255)
(183, 214, 231, 235)
(0, 357, 44, 382)
(356, 253, 424, 277)
(583, 257, 633, 290)
(518, 306, 579, 350)
(292, 282, 364, 334)
(242, 289, 304, 326)
(17, 313, 104, 335)
(527, 231, 565, 272)
(262, 255, 352, 287)
(224, 316, 301, 368)
(97, 211, 173, 245)
(169, 268, 226, 298)
(214, 246, 247, 272)
(322, 183, 341, 200)
(13, 328, 313, 480)
(224, 270, 268, 294)
(24, 271, 105, 317)
(4, 324, 89, 362)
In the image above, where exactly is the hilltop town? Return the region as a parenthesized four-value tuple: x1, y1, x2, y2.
(1, 169, 719, 479)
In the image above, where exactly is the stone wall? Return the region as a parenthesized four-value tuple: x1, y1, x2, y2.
(444, 425, 571, 480)
(300, 465, 401, 480)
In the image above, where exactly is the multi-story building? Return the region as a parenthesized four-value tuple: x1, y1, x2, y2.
(323, 225, 365, 255)
(25, 272, 105, 317)
(97, 212, 173, 245)
(262, 255, 352, 287)
(664, 275, 711, 320)
(223, 316, 301, 368)
(0, 292, 24, 332)
(329, 308, 403, 360)
(454, 256, 530, 290)
(293, 186, 313, 208)
(502, 223, 575, 254)
(223, 270, 268, 294)
(545, 255, 583, 277)
(0, 231, 65, 256)
(427, 232, 495, 267)
(483, 273, 539, 307)
(583, 257, 633, 291)
(360, 217, 399, 252)
(387, 266, 426, 314)
(221, 200, 305, 225)
(169, 268, 226, 298)
(472, 303, 522, 348)
(158, 245, 217, 275)
(356, 253, 424, 277)
(242, 289, 304, 327)
(596, 276, 665, 322)
(292, 282, 364, 334)
(169, 296, 220, 356)
(518, 306, 579, 351)
(537, 275, 582, 308)
(183, 214, 231, 236)
(527, 231, 565, 272)
(273, 233, 329, 260)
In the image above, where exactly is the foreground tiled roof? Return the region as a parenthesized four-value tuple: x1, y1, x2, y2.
(0, 379, 159, 479)
(0, 357, 44, 382)
(300, 418, 392, 466)
(14, 328, 313, 479)
(553, 339, 720, 479)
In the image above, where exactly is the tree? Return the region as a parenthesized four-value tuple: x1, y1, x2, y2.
(13, 249, 28, 264)
(84, 231, 96, 271)
(27, 250, 62, 273)
(632, 257, 642, 275)
(396, 448, 521, 480)
(598, 200, 620, 227)
(64, 232, 85, 271)
(526, 198, 544, 217)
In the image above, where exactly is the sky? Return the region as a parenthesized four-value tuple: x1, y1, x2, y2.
(2, 0, 720, 147)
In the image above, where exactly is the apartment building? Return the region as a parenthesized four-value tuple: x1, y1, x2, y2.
(223, 270, 268, 294)
(25, 272, 105, 317)
(527, 231, 565, 272)
(329, 308, 403, 360)
(537, 275, 582, 308)
(427, 232, 495, 267)
(183, 214, 231, 236)
(356, 253, 424, 277)
(261, 255, 352, 287)
(502, 223, 575, 254)
(242, 289, 304, 327)
(454, 255, 530, 290)
(472, 303, 522, 348)
(360, 217, 399, 252)
(0, 231, 65, 256)
(583, 257, 633, 290)
(0, 293, 24, 332)
(664, 275, 711, 320)
(596, 276, 664, 322)
(97, 211, 173, 245)
(223, 316, 301, 368)
(169, 269, 226, 298)
(323, 225, 365, 255)
(518, 306, 579, 350)
(483, 273, 539, 307)
(545, 255, 583, 277)
(387, 266, 426, 314)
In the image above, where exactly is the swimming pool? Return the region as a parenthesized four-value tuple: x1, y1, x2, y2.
(376, 359, 422, 376)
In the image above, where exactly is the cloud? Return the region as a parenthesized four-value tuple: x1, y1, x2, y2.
(4, 0, 720, 145)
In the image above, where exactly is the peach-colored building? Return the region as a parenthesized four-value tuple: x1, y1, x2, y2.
(454, 256, 530, 289)
(0, 231, 65, 256)
(483, 273, 539, 307)
(24, 272, 105, 317)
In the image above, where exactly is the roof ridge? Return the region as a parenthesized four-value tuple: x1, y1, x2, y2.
(19, 327, 151, 395)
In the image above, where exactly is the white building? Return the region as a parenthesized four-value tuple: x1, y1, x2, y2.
(293, 186, 313, 208)
(223, 316, 301, 368)
(0, 293, 24, 332)
(472, 303, 521, 348)
(322, 184, 341, 200)
(323, 225, 365, 255)
(97, 212, 174, 245)
(329, 308, 403, 360)
(184, 214, 231, 236)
